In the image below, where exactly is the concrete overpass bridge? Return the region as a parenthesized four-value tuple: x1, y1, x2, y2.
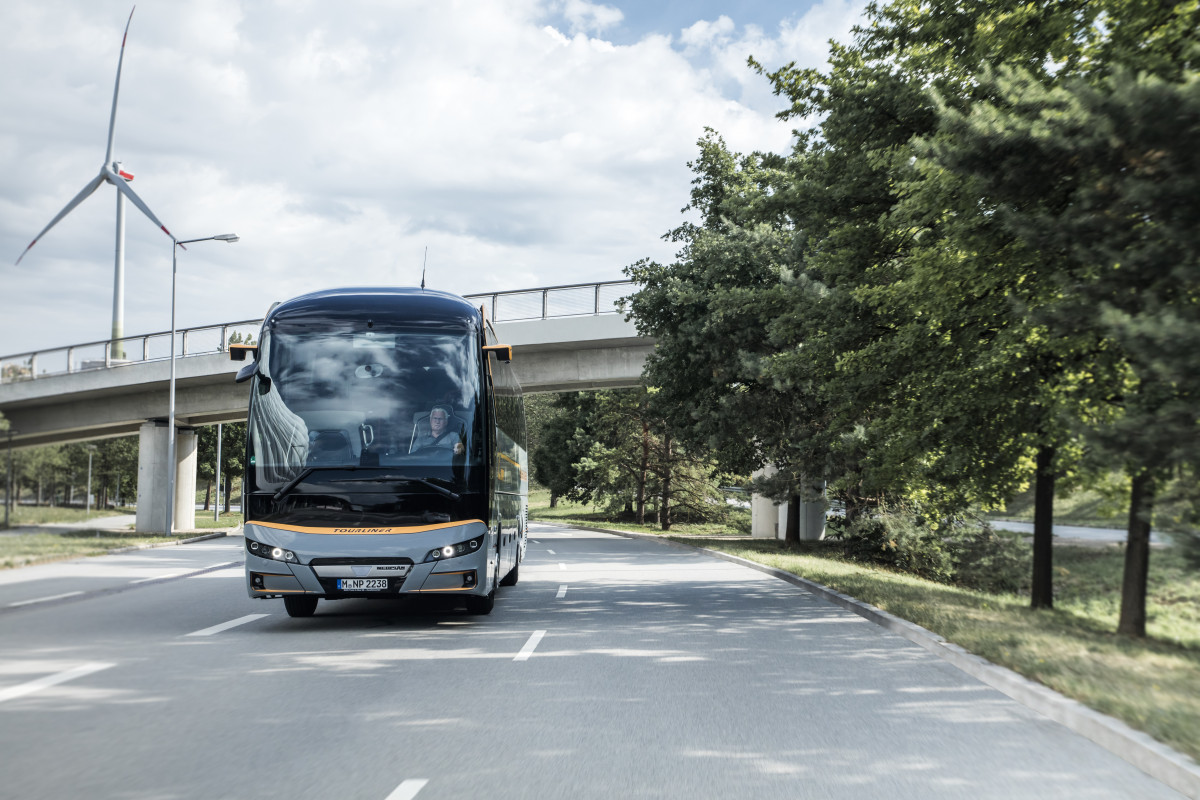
(0, 280, 812, 539)
(0, 282, 653, 530)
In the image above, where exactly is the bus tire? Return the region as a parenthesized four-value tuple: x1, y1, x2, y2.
(284, 595, 318, 618)
(500, 564, 519, 586)
(466, 590, 495, 615)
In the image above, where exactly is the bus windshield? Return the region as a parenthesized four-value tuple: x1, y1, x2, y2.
(248, 322, 485, 498)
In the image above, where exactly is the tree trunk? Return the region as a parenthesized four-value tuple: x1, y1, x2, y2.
(203, 481, 212, 512)
(37, 479, 43, 507)
(659, 434, 673, 531)
(785, 496, 800, 544)
(636, 419, 649, 525)
(549, 491, 558, 509)
(1117, 470, 1155, 638)
(223, 473, 233, 514)
(1031, 444, 1056, 610)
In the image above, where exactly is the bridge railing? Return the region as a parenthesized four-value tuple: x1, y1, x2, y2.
(464, 280, 633, 322)
(0, 281, 638, 384)
(0, 319, 263, 385)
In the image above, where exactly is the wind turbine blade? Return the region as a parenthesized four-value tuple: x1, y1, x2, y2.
(108, 165, 175, 240)
(15, 173, 107, 265)
(104, 6, 136, 166)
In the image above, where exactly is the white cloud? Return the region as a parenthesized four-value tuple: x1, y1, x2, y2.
(559, 0, 624, 35)
(0, 0, 867, 352)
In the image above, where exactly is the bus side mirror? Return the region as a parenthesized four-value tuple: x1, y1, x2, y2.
(235, 362, 258, 384)
(483, 344, 513, 363)
(229, 344, 258, 362)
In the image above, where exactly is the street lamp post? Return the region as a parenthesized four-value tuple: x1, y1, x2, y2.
(214, 422, 222, 523)
(85, 444, 98, 519)
(167, 233, 239, 535)
(4, 428, 16, 529)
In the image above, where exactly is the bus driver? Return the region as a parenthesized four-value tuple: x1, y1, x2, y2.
(414, 405, 465, 455)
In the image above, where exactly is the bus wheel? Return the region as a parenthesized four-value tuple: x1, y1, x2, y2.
(500, 564, 519, 586)
(466, 590, 494, 615)
(284, 595, 318, 618)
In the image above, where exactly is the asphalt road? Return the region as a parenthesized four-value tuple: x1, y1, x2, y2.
(0, 523, 1184, 799)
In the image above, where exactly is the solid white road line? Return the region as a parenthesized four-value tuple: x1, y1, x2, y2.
(556, 585, 567, 599)
(558, 562, 566, 571)
(514, 630, 546, 662)
(128, 561, 240, 586)
(129, 571, 189, 585)
(8, 591, 84, 608)
(0, 662, 115, 704)
(385, 779, 429, 800)
(185, 614, 270, 637)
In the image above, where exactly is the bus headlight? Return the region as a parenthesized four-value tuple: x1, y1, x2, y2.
(425, 534, 485, 562)
(247, 538, 296, 563)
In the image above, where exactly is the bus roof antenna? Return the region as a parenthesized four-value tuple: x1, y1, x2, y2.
(421, 246, 427, 290)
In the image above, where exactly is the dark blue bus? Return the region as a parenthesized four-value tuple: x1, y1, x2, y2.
(230, 287, 527, 617)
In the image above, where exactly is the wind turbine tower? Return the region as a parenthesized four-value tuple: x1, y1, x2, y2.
(15, 7, 176, 358)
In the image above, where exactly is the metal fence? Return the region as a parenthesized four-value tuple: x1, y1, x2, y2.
(0, 281, 636, 385)
(0, 319, 262, 385)
(464, 280, 633, 322)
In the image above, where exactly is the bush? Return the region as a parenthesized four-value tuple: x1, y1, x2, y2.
(829, 512, 1031, 593)
(1179, 531, 1200, 571)
(951, 524, 1030, 594)
(831, 512, 957, 583)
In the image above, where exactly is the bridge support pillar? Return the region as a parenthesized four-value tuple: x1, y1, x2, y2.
(135, 420, 197, 533)
(750, 467, 826, 540)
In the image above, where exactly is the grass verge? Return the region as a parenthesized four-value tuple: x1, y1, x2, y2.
(529, 490, 749, 537)
(5, 506, 129, 526)
(0, 531, 186, 569)
(191, 511, 242, 529)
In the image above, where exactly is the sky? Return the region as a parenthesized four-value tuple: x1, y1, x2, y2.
(0, 0, 868, 354)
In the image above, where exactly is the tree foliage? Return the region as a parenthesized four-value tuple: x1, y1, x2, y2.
(530, 389, 736, 530)
(626, 0, 1200, 634)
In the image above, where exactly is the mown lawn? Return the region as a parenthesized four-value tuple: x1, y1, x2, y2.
(5, 505, 129, 526)
(529, 489, 750, 537)
(0, 531, 183, 569)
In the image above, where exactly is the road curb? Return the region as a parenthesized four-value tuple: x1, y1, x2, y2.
(560, 523, 1200, 799)
(106, 527, 240, 554)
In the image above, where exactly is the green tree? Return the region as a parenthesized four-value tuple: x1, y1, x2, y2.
(629, 0, 1199, 611)
(923, 66, 1200, 635)
(531, 393, 597, 508)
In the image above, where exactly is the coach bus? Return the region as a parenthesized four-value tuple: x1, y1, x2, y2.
(230, 287, 527, 617)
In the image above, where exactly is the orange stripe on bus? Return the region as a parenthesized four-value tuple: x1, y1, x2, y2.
(248, 520, 485, 535)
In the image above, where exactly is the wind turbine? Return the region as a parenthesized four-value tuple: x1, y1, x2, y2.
(15, 7, 177, 359)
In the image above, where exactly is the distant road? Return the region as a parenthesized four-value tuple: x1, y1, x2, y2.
(0, 523, 1184, 799)
(991, 519, 1171, 544)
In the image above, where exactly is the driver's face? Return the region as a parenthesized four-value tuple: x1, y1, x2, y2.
(430, 412, 447, 432)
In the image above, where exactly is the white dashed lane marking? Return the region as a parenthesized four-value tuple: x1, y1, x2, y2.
(514, 630, 546, 661)
(385, 778, 429, 799)
(185, 614, 270, 637)
(0, 662, 115, 704)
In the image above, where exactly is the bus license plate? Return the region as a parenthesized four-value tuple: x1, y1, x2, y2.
(337, 578, 388, 591)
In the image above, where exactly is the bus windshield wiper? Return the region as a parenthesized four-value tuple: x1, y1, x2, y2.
(344, 473, 461, 501)
(274, 468, 317, 502)
(406, 477, 460, 501)
(272, 466, 362, 502)
(273, 468, 460, 502)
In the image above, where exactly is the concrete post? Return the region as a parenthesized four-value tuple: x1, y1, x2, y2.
(750, 466, 827, 540)
(136, 420, 198, 533)
(174, 427, 197, 532)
